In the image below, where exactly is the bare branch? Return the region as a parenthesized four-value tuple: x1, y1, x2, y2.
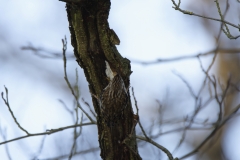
(21, 45, 74, 59)
(0, 122, 95, 145)
(171, 0, 240, 39)
(179, 104, 240, 159)
(38, 147, 99, 160)
(131, 88, 177, 160)
(172, 71, 197, 99)
(61, 37, 96, 123)
(1, 86, 30, 135)
(131, 48, 240, 65)
(32, 135, 47, 159)
(136, 136, 177, 160)
(82, 98, 97, 118)
(58, 99, 74, 115)
(0, 126, 12, 160)
(68, 113, 84, 160)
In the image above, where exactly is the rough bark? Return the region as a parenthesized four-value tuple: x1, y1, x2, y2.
(63, 0, 141, 159)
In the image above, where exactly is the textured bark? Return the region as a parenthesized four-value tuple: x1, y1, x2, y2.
(64, 0, 141, 159)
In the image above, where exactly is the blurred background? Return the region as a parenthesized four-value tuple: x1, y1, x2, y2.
(1, 0, 240, 159)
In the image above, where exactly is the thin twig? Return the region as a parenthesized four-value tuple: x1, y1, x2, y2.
(69, 113, 84, 160)
(1, 86, 30, 135)
(131, 48, 240, 65)
(82, 98, 97, 117)
(215, 0, 230, 40)
(179, 104, 240, 159)
(21, 45, 74, 59)
(38, 147, 99, 160)
(172, 71, 197, 99)
(61, 37, 96, 123)
(22, 44, 240, 65)
(32, 135, 47, 160)
(0, 122, 95, 145)
(171, 0, 240, 36)
(58, 99, 74, 115)
(136, 136, 175, 160)
(131, 88, 177, 160)
(0, 126, 12, 160)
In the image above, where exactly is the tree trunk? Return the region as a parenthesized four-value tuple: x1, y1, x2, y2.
(64, 0, 141, 159)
